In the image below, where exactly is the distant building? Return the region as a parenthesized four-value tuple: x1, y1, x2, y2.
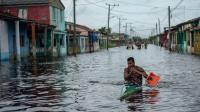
(109, 33, 125, 47)
(153, 17, 200, 56)
(169, 17, 200, 54)
(65, 22, 99, 54)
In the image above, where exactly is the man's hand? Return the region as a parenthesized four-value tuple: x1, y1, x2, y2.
(129, 67, 136, 73)
(130, 66, 147, 78)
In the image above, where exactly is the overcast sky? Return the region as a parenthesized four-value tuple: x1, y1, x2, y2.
(61, 0, 200, 38)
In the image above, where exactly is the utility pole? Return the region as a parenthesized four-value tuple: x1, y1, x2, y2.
(128, 23, 133, 38)
(118, 17, 126, 46)
(130, 26, 132, 38)
(119, 17, 121, 45)
(158, 18, 161, 34)
(124, 22, 132, 44)
(106, 3, 119, 50)
(156, 23, 159, 46)
(124, 23, 132, 37)
(73, 0, 76, 56)
(125, 23, 128, 35)
(168, 6, 171, 50)
(124, 23, 128, 45)
(158, 18, 161, 46)
(156, 23, 158, 35)
(130, 24, 134, 38)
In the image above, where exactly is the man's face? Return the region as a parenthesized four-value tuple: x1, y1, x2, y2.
(128, 60, 134, 68)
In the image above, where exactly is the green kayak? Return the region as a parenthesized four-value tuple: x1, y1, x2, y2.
(120, 84, 142, 100)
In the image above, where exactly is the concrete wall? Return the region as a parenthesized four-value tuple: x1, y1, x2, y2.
(28, 5, 50, 25)
(19, 22, 29, 57)
(0, 5, 50, 25)
(80, 36, 86, 53)
(50, 6, 66, 57)
(99, 37, 107, 49)
(50, 6, 65, 31)
(0, 7, 18, 16)
(60, 34, 67, 56)
(194, 30, 200, 55)
(7, 21, 16, 58)
(52, 33, 66, 56)
(0, 20, 9, 60)
(94, 42, 100, 51)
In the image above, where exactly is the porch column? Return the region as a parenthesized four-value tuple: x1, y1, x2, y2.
(31, 23, 36, 58)
(171, 34, 173, 49)
(15, 21, 21, 61)
(175, 33, 177, 45)
(51, 31, 54, 56)
(58, 34, 61, 56)
(67, 34, 70, 55)
(44, 27, 47, 56)
(190, 32, 192, 48)
(63, 34, 67, 55)
(84, 37, 86, 51)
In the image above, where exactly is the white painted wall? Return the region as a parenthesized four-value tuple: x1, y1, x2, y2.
(18, 9, 27, 19)
(50, 6, 65, 31)
(80, 36, 86, 53)
(94, 42, 100, 51)
(15, 21, 21, 60)
(60, 35, 67, 56)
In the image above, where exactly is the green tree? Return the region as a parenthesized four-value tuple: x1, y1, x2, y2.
(98, 27, 111, 35)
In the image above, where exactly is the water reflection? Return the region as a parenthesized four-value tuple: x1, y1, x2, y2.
(0, 59, 70, 111)
(124, 87, 160, 111)
(143, 89, 160, 104)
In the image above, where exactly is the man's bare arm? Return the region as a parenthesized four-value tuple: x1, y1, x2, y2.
(131, 66, 148, 78)
(124, 68, 130, 80)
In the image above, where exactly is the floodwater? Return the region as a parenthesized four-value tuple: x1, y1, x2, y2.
(0, 45, 200, 112)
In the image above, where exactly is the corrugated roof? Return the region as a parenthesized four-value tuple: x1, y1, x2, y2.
(0, 0, 65, 9)
(66, 22, 92, 31)
(176, 17, 200, 27)
(0, 0, 49, 5)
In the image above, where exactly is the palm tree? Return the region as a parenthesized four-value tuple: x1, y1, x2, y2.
(98, 27, 111, 35)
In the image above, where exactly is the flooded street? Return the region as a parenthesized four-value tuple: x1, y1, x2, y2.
(0, 45, 200, 112)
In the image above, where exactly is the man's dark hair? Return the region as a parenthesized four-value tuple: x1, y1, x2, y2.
(127, 57, 135, 63)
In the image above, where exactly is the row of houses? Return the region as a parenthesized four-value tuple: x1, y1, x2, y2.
(0, 0, 109, 61)
(150, 17, 200, 56)
(66, 22, 107, 55)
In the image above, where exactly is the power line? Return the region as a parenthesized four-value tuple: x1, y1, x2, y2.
(171, 6, 200, 11)
(73, 0, 157, 30)
(134, 28, 155, 31)
(185, 8, 200, 10)
(84, 0, 108, 9)
(110, 0, 166, 9)
(110, 13, 156, 26)
(83, 0, 167, 15)
(78, 0, 107, 6)
(65, 1, 74, 21)
(173, 14, 185, 21)
(171, 0, 184, 12)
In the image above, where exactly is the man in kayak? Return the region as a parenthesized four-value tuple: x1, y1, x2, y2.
(124, 57, 148, 86)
